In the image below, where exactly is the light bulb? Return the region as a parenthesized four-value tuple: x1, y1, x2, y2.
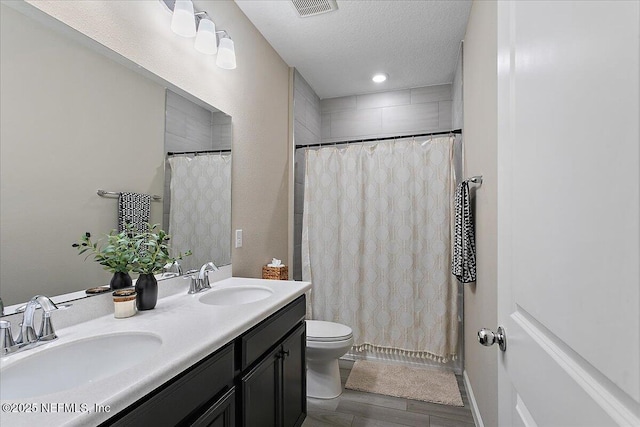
(171, 0, 196, 37)
(216, 38, 236, 70)
(372, 73, 388, 83)
(194, 18, 217, 54)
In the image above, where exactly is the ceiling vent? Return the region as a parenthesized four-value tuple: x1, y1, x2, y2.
(291, 0, 338, 18)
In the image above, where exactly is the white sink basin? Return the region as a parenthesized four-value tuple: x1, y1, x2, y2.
(199, 285, 273, 306)
(0, 332, 162, 400)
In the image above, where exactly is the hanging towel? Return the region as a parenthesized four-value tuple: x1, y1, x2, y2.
(452, 181, 477, 283)
(118, 192, 151, 233)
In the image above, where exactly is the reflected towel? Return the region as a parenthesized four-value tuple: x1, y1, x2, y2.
(118, 192, 151, 233)
(452, 181, 476, 283)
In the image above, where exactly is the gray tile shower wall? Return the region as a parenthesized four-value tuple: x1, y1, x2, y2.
(294, 70, 322, 147)
(319, 84, 453, 143)
(212, 112, 232, 151)
(452, 51, 463, 130)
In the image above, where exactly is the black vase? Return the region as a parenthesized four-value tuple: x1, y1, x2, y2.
(110, 271, 132, 290)
(135, 273, 158, 311)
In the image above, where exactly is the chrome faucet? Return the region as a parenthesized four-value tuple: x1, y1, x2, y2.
(161, 260, 183, 278)
(1, 295, 61, 356)
(198, 262, 219, 290)
(185, 262, 218, 294)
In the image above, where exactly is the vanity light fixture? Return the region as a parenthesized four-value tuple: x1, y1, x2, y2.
(171, 0, 197, 37)
(194, 15, 217, 54)
(162, 0, 236, 69)
(372, 73, 388, 83)
(216, 36, 236, 70)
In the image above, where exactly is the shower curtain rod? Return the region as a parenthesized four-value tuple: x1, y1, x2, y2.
(167, 149, 231, 156)
(299, 129, 462, 149)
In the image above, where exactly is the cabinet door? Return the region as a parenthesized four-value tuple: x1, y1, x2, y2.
(281, 323, 306, 427)
(241, 346, 281, 427)
(191, 387, 235, 427)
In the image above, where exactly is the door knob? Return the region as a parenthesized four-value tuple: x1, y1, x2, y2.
(477, 326, 507, 351)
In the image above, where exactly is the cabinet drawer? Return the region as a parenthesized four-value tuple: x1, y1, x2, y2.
(106, 343, 234, 426)
(239, 295, 305, 371)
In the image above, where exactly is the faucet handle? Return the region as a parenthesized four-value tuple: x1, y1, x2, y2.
(184, 270, 199, 294)
(200, 273, 211, 291)
(1, 320, 17, 355)
(38, 312, 57, 341)
(187, 277, 199, 294)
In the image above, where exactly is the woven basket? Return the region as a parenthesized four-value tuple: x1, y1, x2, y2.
(262, 265, 288, 280)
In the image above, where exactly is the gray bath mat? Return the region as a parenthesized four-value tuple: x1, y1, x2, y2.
(345, 360, 463, 406)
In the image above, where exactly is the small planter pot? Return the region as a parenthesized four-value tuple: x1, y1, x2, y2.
(110, 271, 132, 290)
(135, 273, 158, 311)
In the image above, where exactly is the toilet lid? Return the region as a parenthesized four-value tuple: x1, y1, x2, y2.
(306, 320, 353, 342)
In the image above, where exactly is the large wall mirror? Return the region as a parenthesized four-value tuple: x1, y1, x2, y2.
(0, 3, 232, 309)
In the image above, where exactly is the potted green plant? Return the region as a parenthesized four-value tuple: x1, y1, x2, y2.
(130, 224, 191, 310)
(72, 227, 137, 290)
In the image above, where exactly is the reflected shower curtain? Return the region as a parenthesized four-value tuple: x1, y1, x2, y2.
(302, 136, 458, 362)
(168, 154, 231, 271)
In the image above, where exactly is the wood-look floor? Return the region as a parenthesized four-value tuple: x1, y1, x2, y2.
(302, 360, 475, 427)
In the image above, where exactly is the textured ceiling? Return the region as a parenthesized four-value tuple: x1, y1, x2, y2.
(234, 0, 472, 99)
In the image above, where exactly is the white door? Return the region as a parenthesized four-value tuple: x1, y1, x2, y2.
(495, 1, 639, 426)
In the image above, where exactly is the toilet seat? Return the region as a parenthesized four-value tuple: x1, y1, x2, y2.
(306, 320, 353, 342)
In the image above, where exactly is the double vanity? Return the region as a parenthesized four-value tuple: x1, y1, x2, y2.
(0, 272, 311, 426)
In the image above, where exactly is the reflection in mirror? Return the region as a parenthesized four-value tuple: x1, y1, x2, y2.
(0, 4, 232, 310)
(163, 90, 232, 272)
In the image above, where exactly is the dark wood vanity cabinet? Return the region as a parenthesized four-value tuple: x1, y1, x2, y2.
(241, 323, 306, 427)
(102, 295, 306, 427)
(238, 295, 306, 427)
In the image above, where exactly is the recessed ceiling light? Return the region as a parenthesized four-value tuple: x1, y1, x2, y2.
(372, 73, 388, 83)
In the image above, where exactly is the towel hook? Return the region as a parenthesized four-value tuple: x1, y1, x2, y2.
(468, 176, 483, 184)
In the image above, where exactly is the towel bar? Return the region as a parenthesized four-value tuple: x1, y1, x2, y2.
(97, 189, 162, 201)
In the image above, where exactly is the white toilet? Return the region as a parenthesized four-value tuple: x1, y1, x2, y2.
(305, 320, 354, 399)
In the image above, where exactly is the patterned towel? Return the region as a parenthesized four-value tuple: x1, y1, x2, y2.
(452, 181, 476, 283)
(118, 192, 151, 233)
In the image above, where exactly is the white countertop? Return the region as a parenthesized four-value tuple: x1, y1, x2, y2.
(0, 276, 311, 426)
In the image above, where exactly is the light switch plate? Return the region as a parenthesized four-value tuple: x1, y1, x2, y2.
(235, 229, 243, 248)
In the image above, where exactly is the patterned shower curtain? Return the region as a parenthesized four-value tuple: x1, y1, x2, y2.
(302, 136, 458, 362)
(168, 154, 232, 271)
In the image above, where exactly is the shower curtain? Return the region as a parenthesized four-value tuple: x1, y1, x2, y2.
(168, 154, 232, 271)
(302, 136, 458, 362)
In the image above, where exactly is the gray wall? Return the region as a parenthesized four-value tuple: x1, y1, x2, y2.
(463, 1, 498, 426)
(320, 84, 453, 143)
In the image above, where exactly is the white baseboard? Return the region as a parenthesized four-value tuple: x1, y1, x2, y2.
(463, 370, 485, 427)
